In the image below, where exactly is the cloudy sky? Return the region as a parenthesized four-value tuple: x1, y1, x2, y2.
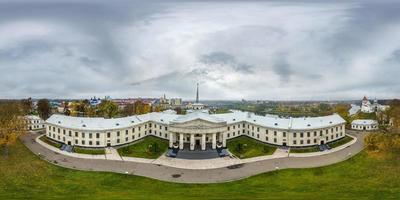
(0, 0, 399, 100)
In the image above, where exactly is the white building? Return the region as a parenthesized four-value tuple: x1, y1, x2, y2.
(25, 115, 45, 131)
(351, 119, 378, 131)
(361, 96, 389, 113)
(45, 111, 346, 150)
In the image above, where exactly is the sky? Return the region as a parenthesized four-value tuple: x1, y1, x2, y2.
(0, 0, 399, 101)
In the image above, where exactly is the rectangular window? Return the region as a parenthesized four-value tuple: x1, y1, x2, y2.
(126, 130, 128, 135)
(82, 140, 85, 145)
(300, 132, 304, 138)
(132, 128, 135, 133)
(307, 132, 310, 137)
(274, 138, 277, 143)
(75, 139, 78, 144)
(314, 131, 317, 137)
(293, 132, 297, 137)
(82, 132, 85, 138)
(117, 131, 120, 137)
(266, 130, 268, 134)
(257, 127, 260, 132)
(132, 135, 135, 140)
(274, 131, 277, 136)
(96, 133, 100, 138)
(300, 140, 303, 144)
(314, 139, 317, 143)
(117, 139, 120, 143)
(63, 130, 66, 135)
(69, 131, 72, 137)
(107, 132, 111, 138)
(125, 137, 128, 142)
(307, 140, 310, 144)
(75, 132, 78, 137)
(283, 132, 286, 137)
(89, 141, 92, 145)
(96, 141, 100, 145)
(293, 140, 297, 145)
(89, 133, 92, 139)
(266, 136, 268, 141)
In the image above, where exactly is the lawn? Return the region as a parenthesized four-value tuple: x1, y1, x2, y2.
(290, 146, 320, 153)
(117, 136, 168, 159)
(39, 135, 62, 148)
(0, 139, 399, 199)
(74, 147, 105, 155)
(328, 135, 354, 148)
(227, 136, 277, 158)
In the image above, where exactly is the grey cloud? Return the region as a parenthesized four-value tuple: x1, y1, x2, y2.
(200, 52, 254, 73)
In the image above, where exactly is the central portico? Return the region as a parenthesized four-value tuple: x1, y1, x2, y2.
(168, 111, 227, 150)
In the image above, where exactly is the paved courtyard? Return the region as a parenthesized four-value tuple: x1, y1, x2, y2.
(21, 131, 365, 183)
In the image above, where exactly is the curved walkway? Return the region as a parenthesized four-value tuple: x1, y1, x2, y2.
(21, 131, 365, 183)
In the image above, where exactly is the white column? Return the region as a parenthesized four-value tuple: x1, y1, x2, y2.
(190, 134, 195, 150)
(201, 134, 206, 150)
(179, 133, 184, 150)
(169, 132, 174, 148)
(212, 133, 216, 149)
(222, 132, 227, 148)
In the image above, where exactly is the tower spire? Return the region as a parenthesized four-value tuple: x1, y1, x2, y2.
(196, 83, 199, 103)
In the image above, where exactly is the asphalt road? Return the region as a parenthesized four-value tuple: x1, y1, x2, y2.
(21, 131, 365, 184)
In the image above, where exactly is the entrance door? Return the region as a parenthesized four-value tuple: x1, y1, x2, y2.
(195, 140, 200, 149)
(320, 141, 324, 145)
(107, 143, 111, 147)
(282, 142, 287, 146)
(67, 141, 71, 145)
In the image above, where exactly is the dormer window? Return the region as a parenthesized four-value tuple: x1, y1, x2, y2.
(82, 124, 86, 127)
(131, 121, 135, 123)
(116, 123, 119, 126)
(161, 119, 164, 122)
(233, 119, 236, 121)
(274, 123, 278, 126)
(58, 121, 61, 124)
(307, 124, 311, 127)
(329, 121, 332, 124)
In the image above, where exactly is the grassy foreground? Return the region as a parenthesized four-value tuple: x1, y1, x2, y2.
(227, 136, 277, 158)
(74, 147, 105, 155)
(117, 136, 168, 159)
(0, 140, 399, 199)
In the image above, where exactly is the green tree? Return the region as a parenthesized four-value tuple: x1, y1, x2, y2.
(99, 100, 119, 118)
(122, 103, 135, 116)
(37, 99, 51, 120)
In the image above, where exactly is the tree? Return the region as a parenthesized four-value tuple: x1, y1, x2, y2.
(122, 103, 135, 116)
(98, 100, 119, 118)
(0, 102, 25, 157)
(37, 99, 51, 120)
(387, 99, 400, 129)
(21, 98, 33, 115)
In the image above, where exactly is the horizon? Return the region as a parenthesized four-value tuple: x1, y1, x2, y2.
(0, 0, 399, 100)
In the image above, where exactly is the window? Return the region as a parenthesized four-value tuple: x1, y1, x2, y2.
(58, 128, 60, 133)
(227, 127, 230, 131)
(126, 130, 128, 135)
(257, 127, 260, 132)
(117, 139, 120, 143)
(266, 130, 268, 134)
(132, 128, 135, 133)
(257, 134, 259, 138)
(75, 132, 78, 137)
(89, 141, 92, 145)
(96, 141, 100, 145)
(69, 131, 72, 137)
(82, 132, 85, 138)
(283, 132, 286, 137)
(165, 127, 167, 131)
(293, 140, 297, 145)
(63, 130, 66, 135)
(266, 136, 269, 141)
(307, 139, 310, 144)
(300, 132, 304, 138)
(314, 131, 317, 137)
(75, 139, 78, 144)
(293, 132, 297, 137)
(117, 131, 120, 137)
(274, 131, 277, 136)
(82, 140, 85, 145)
(89, 133, 92, 139)
(300, 140, 303, 144)
(132, 135, 135, 140)
(125, 137, 128, 142)
(227, 133, 230, 138)
(274, 138, 277, 143)
(96, 133, 100, 138)
(107, 132, 110, 138)
(307, 132, 310, 137)
(320, 131, 323, 136)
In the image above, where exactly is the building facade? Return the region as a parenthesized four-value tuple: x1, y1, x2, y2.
(26, 115, 45, 131)
(45, 111, 346, 150)
(351, 119, 378, 131)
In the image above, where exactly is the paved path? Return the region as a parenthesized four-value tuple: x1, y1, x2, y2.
(21, 131, 365, 183)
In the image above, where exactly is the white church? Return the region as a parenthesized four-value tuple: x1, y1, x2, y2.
(360, 96, 389, 113)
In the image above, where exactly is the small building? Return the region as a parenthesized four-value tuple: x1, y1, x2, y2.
(351, 119, 378, 131)
(25, 115, 45, 131)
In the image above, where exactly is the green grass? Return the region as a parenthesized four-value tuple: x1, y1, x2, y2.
(227, 136, 277, 158)
(0, 140, 399, 199)
(290, 146, 320, 153)
(74, 147, 105, 155)
(117, 136, 168, 159)
(39, 135, 62, 148)
(328, 136, 354, 148)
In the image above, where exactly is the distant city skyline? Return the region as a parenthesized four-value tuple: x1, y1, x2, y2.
(0, 0, 399, 100)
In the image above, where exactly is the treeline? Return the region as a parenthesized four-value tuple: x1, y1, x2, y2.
(364, 99, 400, 158)
(0, 101, 28, 157)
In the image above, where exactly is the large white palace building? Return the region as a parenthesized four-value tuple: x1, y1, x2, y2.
(45, 110, 346, 150)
